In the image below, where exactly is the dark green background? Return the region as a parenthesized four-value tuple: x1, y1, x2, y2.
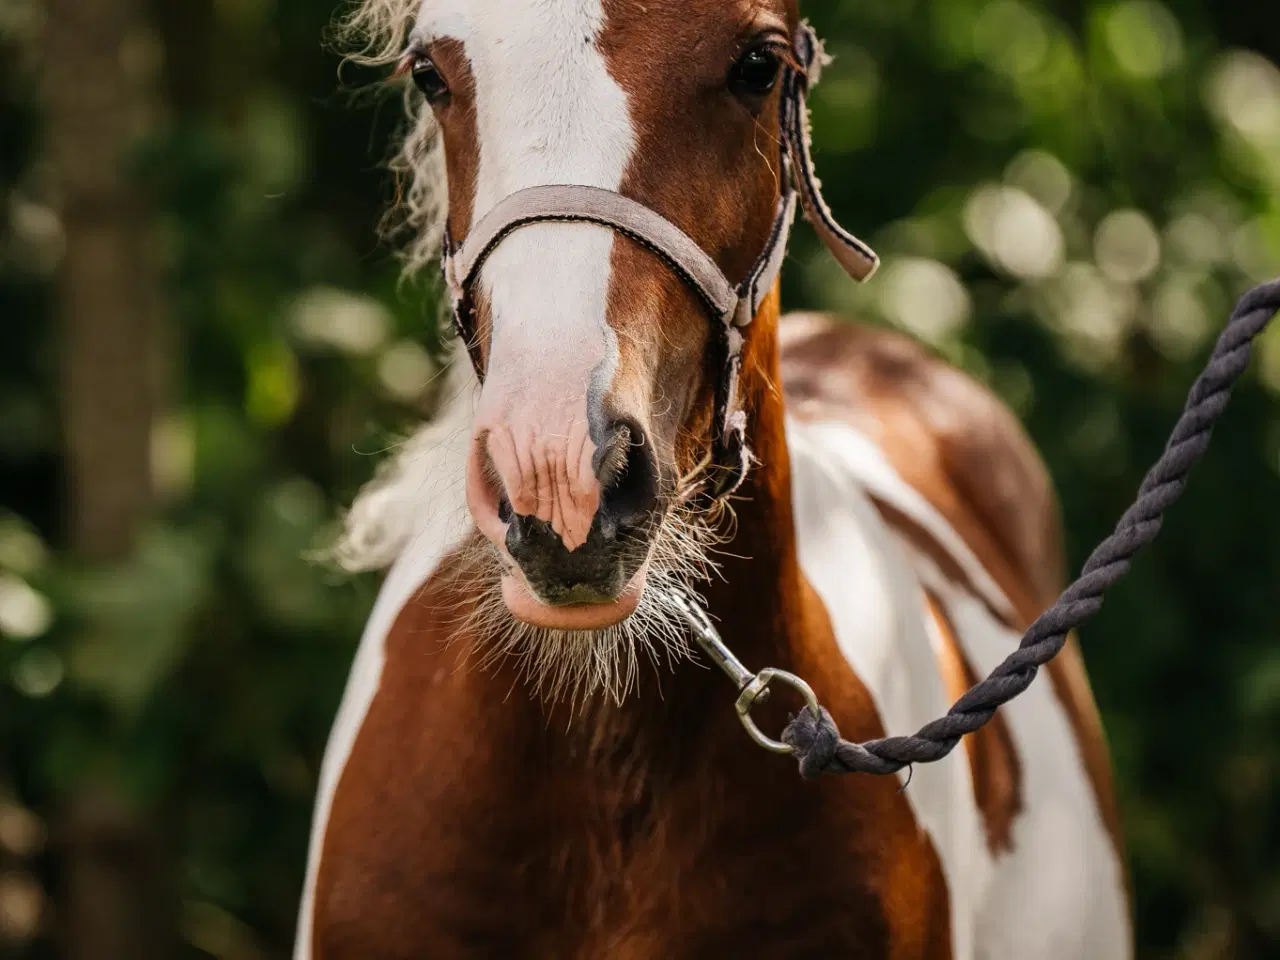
(2, 0, 1278, 957)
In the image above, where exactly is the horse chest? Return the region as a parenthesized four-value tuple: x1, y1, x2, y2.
(311, 646, 951, 960)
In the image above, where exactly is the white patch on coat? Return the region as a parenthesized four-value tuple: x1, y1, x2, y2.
(787, 418, 987, 960)
(915, 555, 1132, 959)
(414, 0, 634, 395)
(787, 416, 1131, 960)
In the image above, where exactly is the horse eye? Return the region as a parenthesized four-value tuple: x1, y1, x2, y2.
(729, 45, 782, 100)
(412, 57, 449, 104)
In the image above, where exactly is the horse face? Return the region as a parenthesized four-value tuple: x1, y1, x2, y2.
(410, 0, 796, 632)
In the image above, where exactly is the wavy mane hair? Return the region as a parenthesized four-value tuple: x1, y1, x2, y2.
(337, 0, 448, 275)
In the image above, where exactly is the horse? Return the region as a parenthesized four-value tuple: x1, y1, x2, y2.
(295, 2, 1132, 957)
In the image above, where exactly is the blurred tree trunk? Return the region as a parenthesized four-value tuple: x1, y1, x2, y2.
(42, 0, 175, 956)
(45, 0, 162, 562)
(56, 788, 175, 960)
(150, 0, 216, 116)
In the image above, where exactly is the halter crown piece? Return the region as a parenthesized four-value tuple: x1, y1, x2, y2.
(442, 22, 878, 500)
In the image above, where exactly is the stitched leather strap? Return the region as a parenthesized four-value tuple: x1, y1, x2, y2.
(448, 185, 742, 321)
(785, 25, 879, 282)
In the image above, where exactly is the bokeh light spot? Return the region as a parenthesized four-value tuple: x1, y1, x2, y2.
(1095, 209, 1162, 284)
(1104, 1, 1185, 80)
(1005, 149, 1074, 215)
(973, 2, 1050, 78)
(378, 340, 436, 403)
(964, 184, 1064, 279)
(877, 258, 972, 345)
(0, 575, 53, 641)
(1206, 51, 1280, 143)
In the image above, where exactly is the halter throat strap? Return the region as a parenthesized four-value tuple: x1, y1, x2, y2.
(441, 21, 878, 499)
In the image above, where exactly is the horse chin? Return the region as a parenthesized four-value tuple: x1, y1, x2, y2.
(500, 562, 649, 631)
(459, 504, 714, 705)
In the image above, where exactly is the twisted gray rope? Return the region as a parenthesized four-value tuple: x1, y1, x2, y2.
(782, 278, 1280, 779)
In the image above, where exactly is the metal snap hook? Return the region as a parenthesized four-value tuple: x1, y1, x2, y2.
(735, 668, 821, 755)
(672, 591, 823, 756)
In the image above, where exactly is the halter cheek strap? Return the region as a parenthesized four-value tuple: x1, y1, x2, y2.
(442, 21, 878, 500)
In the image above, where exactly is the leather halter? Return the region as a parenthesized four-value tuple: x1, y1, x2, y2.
(441, 22, 878, 501)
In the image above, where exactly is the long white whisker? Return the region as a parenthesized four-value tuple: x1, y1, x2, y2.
(441, 502, 721, 707)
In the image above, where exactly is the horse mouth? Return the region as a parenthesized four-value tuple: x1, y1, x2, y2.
(458, 503, 717, 704)
(500, 560, 650, 630)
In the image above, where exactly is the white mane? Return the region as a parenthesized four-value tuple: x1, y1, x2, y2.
(331, 353, 476, 573)
(329, 0, 459, 574)
(338, 0, 449, 273)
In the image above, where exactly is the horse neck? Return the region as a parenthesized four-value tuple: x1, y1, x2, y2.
(565, 287, 813, 769)
(529, 288, 811, 761)
(700, 288, 806, 670)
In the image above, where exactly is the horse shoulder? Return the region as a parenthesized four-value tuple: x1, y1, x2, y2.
(779, 313, 1130, 955)
(780, 314, 1062, 610)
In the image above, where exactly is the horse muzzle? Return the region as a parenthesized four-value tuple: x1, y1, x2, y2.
(467, 400, 662, 629)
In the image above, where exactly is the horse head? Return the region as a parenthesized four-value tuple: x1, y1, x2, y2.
(411, 2, 801, 629)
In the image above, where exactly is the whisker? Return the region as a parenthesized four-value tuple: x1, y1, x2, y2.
(439, 501, 724, 707)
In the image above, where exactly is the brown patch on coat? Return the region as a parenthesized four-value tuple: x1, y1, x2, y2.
(416, 36, 491, 364)
(311, 296, 955, 960)
(778, 314, 1127, 867)
(426, 37, 479, 240)
(597, 0, 798, 483)
(925, 590, 1022, 855)
(599, 0, 794, 267)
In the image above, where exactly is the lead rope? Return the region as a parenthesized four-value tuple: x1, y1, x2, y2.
(681, 279, 1280, 779)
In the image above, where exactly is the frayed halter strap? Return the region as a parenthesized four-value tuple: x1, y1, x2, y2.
(442, 21, 877, 500)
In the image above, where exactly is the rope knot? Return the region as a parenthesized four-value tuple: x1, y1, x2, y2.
(782, 706, 840, 780)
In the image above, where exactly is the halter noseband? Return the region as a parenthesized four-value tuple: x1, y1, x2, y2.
(441, 22, 878, 501)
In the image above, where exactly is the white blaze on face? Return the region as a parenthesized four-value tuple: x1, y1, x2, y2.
(416, 0, 636, 546)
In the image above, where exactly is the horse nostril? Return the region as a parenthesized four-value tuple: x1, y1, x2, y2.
(498, 495, 513, 523)
(597, 419, 659, 529)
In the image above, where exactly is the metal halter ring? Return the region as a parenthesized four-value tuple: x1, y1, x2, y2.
(735, 668, 822, 755)
(671, 591, 823, 757)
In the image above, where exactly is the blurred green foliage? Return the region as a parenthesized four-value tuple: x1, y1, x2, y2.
(1, 0, 1279, 957)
